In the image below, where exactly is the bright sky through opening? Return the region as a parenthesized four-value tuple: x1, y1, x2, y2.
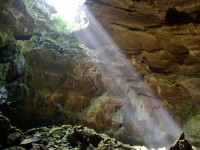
(45, 0, 88, 29)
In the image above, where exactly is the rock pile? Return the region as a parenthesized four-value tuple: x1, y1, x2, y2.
(0, 114, 146, 150)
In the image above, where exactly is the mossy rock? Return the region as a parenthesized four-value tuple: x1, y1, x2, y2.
(6, 83, 30, 104)
(2, 146, 26, 150)
(0, 32, 15, 48)
(184, 114, 200, 147)
(6, 56, 25, 83)
(7, 129, 24, 146)
(0, 63, 9, 84)
(0, 115, 11, 144)
(0, 35, 17, 63)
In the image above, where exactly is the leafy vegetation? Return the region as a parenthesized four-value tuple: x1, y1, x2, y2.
(50, 14, 72, 33)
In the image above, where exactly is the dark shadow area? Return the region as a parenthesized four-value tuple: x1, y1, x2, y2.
(195, 11, 200, 23)
(165, 7, 194, 25)
(14, 35, 32, 40)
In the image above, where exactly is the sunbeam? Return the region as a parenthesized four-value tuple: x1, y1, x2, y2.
(45, 0, 88, 30)
(74, 7, 182, 149)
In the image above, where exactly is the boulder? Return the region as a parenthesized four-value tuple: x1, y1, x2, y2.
(169, 132, 192, 150)
(7, 129, 24, 146)
(0, 115, 11, 145)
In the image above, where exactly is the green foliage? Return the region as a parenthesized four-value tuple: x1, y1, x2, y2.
(22, 0, 53, 22)
(50, 14, 71, 33)
(22, 0, 80, 34)
(0, 32, 15, 47)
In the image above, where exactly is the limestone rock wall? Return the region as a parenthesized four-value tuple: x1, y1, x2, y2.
(0, 0, 200, 147)
(84, 0, 200, 121)
(0, 0, 106, 128)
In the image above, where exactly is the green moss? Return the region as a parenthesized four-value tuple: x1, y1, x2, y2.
(0, 63, 9, 84)
(162, 74, 196, 85)
(22, 0, 53, 22)
(2, 146, 26, 150)
(0, 32, 15, 48)
(0, 32, 19, 64)
(184, 114, 200, 146)
(35, 89, 50, 99)
(6, 83, 30, 104)
(22, 64, 32, 87)
(172, 102, 199, 125)
(7, 129, 24, 146)
(22, 0, 75, 34)
(0, 33, 9, 47)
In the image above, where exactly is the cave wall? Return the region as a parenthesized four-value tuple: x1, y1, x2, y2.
(0, 0, 105, 128)
(83, 0, 200, 119)
(0, 0, 200, 146)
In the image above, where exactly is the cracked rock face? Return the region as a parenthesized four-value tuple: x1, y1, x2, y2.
(84, 0, 200, 113)
(77, 0, 200, 145)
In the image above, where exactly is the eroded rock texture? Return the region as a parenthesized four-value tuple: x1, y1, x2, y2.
(0, 0, 200, 148)
(73, 0, 200, 145)
(0, 114, 146, 150)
